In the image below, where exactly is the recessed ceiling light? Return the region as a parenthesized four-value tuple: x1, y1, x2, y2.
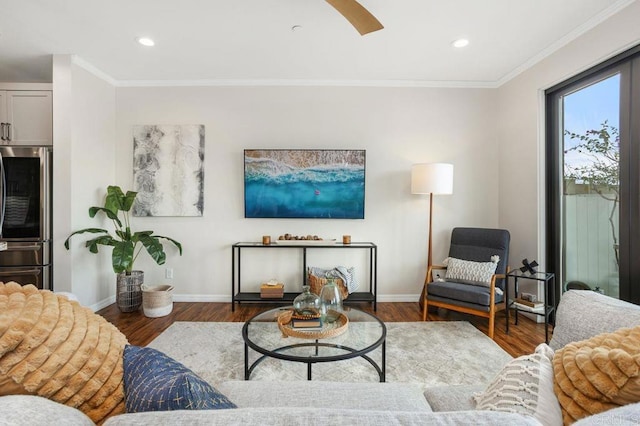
(136, 37, 155, 47)
(452, 38, 469, 48)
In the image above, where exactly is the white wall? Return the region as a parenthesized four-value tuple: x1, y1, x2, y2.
(113, 86, 499, 302)
(53, 56, 117, 308)
(57, 2, 640, 308)
(496, 1, 640, 298)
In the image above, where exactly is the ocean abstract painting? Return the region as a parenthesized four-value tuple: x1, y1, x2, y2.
(132, 125, 204, 217)
(244, 149, 365, 219)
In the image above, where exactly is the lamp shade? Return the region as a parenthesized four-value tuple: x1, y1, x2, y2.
(411, 163, 454, 195)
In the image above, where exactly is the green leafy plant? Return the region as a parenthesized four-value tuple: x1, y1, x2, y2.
(64, 185, 183, 274)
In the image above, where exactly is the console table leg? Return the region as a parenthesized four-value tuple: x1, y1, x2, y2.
(307, 363, 312, 381)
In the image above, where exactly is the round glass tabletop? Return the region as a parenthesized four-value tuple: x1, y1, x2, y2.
(242, 306, 386, 364)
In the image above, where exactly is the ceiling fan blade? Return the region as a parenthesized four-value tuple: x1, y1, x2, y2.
(325, 0, 384, 35)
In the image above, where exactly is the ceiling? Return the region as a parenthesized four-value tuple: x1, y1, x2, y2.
(0, 0, 635, 87)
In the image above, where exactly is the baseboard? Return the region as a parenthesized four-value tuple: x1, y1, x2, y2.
(90, 293, 423, 308)
(89, 295, 116, 312)
(376, 294, 421, 303)
(171, 293, 422, 303)
(173, 294, 230, 303)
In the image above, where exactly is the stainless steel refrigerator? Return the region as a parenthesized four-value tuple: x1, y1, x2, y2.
(0, 146, 52, 289)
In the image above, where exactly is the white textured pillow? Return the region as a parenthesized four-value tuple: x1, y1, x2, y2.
(444, 257, 498, 287)
(474, 344, 562, 426)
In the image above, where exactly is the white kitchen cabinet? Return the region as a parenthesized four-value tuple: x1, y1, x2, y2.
(0, 91, 52, 145)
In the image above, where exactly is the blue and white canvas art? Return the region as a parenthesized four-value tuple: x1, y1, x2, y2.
(133, 125, 204, 217)
(244, 149, 365, 219)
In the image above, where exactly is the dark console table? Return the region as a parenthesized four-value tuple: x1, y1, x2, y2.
(231, 241, 377, 311)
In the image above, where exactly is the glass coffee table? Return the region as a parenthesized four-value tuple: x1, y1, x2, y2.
(242, 306, 386, 381)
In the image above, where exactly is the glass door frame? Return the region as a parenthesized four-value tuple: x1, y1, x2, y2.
(546, 45, 640, 305)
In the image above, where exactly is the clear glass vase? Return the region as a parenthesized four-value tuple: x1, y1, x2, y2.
(319, 278, 343, 323)
(293, 285, 321, 316)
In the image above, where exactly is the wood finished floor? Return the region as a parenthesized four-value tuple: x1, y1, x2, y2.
(98, 301, 548, 358)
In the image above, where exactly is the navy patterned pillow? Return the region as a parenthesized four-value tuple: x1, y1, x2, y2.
(123, 345, 237, 412)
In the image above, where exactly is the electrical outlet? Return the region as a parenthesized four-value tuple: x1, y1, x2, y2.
(165, 268, 174, 279)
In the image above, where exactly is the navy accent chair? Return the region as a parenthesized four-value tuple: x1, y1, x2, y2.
(422, 227, 510, 339)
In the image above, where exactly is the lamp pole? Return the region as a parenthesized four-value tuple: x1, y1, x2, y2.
(411, 163, 454, 310)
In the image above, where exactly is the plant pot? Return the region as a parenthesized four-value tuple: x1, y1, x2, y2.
(116, 271, 144, 312)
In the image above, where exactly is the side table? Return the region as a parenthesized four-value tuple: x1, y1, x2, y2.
(505, 270, 555, 343)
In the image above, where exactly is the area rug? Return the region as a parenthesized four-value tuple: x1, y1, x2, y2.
(148, 321, 512, 390)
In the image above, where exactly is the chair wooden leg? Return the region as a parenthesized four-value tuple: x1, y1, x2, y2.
(422, 290, 429, 321)
(488, 314, 495, 339)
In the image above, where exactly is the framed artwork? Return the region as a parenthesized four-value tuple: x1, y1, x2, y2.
(244, 149, 365, 219)
(132, 124, 204, 217)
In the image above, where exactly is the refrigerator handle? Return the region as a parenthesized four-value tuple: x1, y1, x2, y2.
(0, 150, 5, 236)
(0, 268, 42, 276)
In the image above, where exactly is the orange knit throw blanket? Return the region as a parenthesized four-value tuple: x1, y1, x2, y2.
(0, 282, 128, 423)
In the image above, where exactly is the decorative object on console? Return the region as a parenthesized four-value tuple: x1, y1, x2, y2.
(244, 149, 365, 219)
(278, 233, 323, 241)
(132, 124, 204, 217)
(64, 185, 182, 312)
(260, 281, 284, 299)
(519, 258, 539, 274)
(307, 266, 355, 298)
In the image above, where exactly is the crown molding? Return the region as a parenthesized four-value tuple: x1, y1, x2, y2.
(115, 78, 498, 89)
(71, 55, 118, 86)
(67, 56, 499, 88)
(495, 0, 637, 87)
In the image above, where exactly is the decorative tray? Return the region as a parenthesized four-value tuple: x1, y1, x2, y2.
(273, 239, 337, 245)
(277, 309, 348, 339)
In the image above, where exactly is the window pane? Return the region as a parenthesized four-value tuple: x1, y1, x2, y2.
(563, 74, 620, 297)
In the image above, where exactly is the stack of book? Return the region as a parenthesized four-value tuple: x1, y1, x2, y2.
(291, 317, 323, 329)
(514, 297, 544, 312)
(260, 282, 284, 299)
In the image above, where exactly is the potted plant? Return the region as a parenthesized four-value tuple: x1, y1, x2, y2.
(64, 185, 182, 312)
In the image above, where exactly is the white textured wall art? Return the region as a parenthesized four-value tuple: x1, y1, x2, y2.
(132, 124, 204, 216)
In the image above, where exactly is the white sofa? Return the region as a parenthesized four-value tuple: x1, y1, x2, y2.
(1, 290, 639, 425)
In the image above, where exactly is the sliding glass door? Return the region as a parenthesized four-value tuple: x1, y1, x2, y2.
(563, 74, 620, 297)
(546, 46, 640, 304)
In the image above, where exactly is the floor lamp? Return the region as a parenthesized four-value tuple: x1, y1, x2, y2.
(411, 163, 454, 308)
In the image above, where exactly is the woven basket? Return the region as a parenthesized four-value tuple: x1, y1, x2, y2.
(308, 273, 349, 300)
(142, 284, 174, 318)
